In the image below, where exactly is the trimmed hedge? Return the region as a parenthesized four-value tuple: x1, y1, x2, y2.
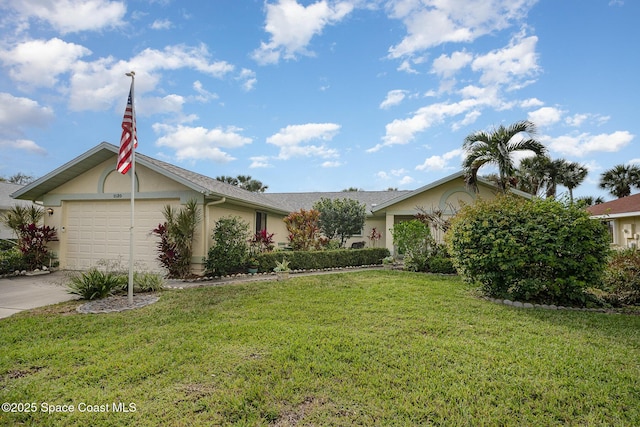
(253, 248, 390, 273)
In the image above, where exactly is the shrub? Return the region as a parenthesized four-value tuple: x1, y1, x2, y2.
(427, 256, 456, 274)
(392, 219, 434, 272)
(446, 195, 610, 306)
(18, 223, 57, 270)
(284, 209, 321, 250)
(252, 248, 390, 272)
(152, 200, 201, 279)
(67, 269, 125, 300)
(600, 248, 640, 305)
(205, 216, 250, 276)
(0, 246, 27, 274)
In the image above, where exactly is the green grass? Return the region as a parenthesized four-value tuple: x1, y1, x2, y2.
(1, 271, 639, 426)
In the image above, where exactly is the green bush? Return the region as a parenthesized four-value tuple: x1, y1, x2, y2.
(250, 248, 390, 272)
(392, 219, 434, 272)
(600, 248, 640, 305)
(67, 269, 126, 300)
(205, 216, 250, 276)
(446, 195, 610, 306)
(427, 256, 456, 274)
(0, 247, 27, 274)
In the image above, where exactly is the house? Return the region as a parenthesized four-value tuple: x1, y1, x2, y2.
(0, 182, 40, 240)
(11, 142, 523, 272)
(587, 193, 640, 248)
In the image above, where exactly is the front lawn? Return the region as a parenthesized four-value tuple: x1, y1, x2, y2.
(1, 271, 638, 426)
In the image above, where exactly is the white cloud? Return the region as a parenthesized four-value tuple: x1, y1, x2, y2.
(252, 0, 354, 64)
(369, 95, 496, 152)
(0, 93, 53, 154)
(546, 131, 634, 157)
(471, 33, 540, 88)
(192, 81, 219, 102)
(0, 38, 91, 88)
(66, 44, 235, 111)
(527, 106, 564, 127)
(5, 0, 126, 34)
(267, 122, 340, 160)
(564, 113, 609, 127)
(398, 175, 415, 185)
(0, 139, 47, 155)
(520, 98, 544, 108)
(380, 90, 408, 109)
(237, 68, 257, 91)
(249, 156, 272, 168)
(431, 51, 473, 78)
(150, 19, 172, 30)
(153, 124, 252, 162)
(415, 148, 463, 171)
(322, 161, 342, 167)
(386, 0, 537, 58)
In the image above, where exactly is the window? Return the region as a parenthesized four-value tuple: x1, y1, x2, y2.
(256, 212, 267, 233)
(602, 220, 614, 244)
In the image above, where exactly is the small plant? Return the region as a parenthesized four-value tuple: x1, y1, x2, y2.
(274, 258, 290, 281)
(133, 272, 165, 293)
(382, 255, 394, 269)
(67, 269, 125, 300)
(368, 227, 382, 247)
(205, 216, 250, 276)
(273, 258, 291, 272)
(600, 248, 640, 305)
(249, 229, 275, 253)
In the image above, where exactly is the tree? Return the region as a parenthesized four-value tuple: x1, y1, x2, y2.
(313, 197, 366, 248)
(575, 195, 605, 208)
(216, 175, 268, 192)
(342, 187, 362, 192)
(462, 120, 547, 192)
(560, 162, 588, 204)
(515, 155, 551, 196)
(599, 164, 640, 198)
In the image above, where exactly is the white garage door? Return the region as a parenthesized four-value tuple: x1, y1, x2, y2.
(65, 200, 171, 272)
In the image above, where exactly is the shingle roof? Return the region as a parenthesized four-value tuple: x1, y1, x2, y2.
(587, 193, 640, 216)
(263, 190, 411, 213)
(0, 182, 35, 210)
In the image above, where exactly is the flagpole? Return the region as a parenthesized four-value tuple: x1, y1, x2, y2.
(126, 71, 136, 306)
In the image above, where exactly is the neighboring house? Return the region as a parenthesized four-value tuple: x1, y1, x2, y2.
(11, 142, 525, 272)
(587, 193, 640, 249)
(0, 182, 39, 240)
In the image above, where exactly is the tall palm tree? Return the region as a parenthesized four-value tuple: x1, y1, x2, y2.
(515, 155, 552, 196)
(560, 161, 588, 204)
(599, 164, 640, 198)
(463, 120, 547, 192)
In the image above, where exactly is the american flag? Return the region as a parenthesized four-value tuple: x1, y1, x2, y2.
(117, 82, 138, 174)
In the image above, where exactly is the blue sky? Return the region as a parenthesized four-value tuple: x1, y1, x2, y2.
(0, 0, 637, 200)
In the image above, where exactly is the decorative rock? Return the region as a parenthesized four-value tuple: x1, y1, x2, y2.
(523, 303, 534, 308)
(503, 299, 513, 306)
(513, 301, 524, 308)
(549, 305, 558, 310)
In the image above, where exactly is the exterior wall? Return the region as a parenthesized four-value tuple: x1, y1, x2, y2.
(41, 159, 203, 272)
(602, 215, 640, 249)
(379, 178, 500, 253)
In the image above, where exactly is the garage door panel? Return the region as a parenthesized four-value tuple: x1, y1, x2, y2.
(65, 200, 170, 272)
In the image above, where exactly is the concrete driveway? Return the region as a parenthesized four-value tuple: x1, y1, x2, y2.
(0, 271, 78, 319)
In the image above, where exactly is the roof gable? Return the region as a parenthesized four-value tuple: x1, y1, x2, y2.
(370, 171, 532, 212)
(11, 142, 289, 213)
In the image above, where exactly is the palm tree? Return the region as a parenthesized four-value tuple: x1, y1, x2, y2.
(463, 120, 547, 192)
(515, 155, 552, 196)
(599, 164, 640, 198)
(559, 162, 588, 204)
(216, 175, 268, 193)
